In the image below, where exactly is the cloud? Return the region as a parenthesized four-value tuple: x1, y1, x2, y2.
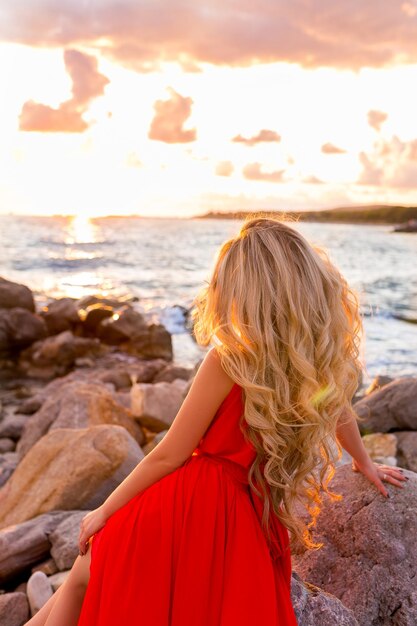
(232, 129, 281, 146)
(19, 49, 109, 132)
(321, 142, 346, 154)
(358, 135, 417, 188)
(3, 1, 417, 71)
(368, 110, 388, 131)
(243, 162, 285, 183)
(215, 161, 234, 176)
(148, 88, 196, 143)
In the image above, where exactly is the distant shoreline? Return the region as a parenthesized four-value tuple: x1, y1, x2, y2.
(193, 205, 417, 225)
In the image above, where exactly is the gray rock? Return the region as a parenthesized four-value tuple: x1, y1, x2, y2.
(0, 592, 29, 626)
(354, 377, 417, 433)
(50, 510, 92, 570)
(0, 413, 27, 439)
(0, 308, 47, 353)
(153, 364, 193, 383)
(0, 511, 71, 583)
(27, 570, 53, 616)
(130, 379, 188, 431)
(0, 451, 19, 487)
(395, 431, 417, 473)
(48, 570, 70, 591)
(291, 572, 358, 625)
(292, 464, 417, 626)
(0, 437, 15, 452)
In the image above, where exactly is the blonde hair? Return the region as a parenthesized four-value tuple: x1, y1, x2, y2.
(191, 214, 364, 551)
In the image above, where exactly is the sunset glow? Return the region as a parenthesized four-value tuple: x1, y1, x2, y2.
(1, 2, 417, 217)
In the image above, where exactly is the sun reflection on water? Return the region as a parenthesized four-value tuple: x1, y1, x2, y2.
(65, 215, 100, 245)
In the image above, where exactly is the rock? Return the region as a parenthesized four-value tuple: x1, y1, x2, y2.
(18, 397, 43, 415)
(0, 308, 48, 353)
(96, 306, 147, 344)
(395, 431, 417, 472)
(77, 295, 132, 311)
(0, 425, 144, 529)
(0, 437, 15, 452)
(79, 303, 114, 335)
(17, 381, 144, 458)
(153, 364, 193, 383)
(19, 330, 103, 378)
(50, 510, 92, 570)
(291, 572, 358, 626)
(27, 570, 53, 616)
(0, 511, 71, 583)
(0, 413, 27, 439)
(0, 592, 29, 626)
(120, 323, 173, 361)
(0, 277, 34, 311)
(364, 375, 394, 396)
(354, 377, 417, 433)
(39, 297, 79, 335)
(31, 557, 58, 576)
(131, 379, 189, 431)
(142, 429, 168, 455)
(0, 452, 19, 487)
(48, 570, 70, 591)
(292, 464, 417, 626)
(362, 433, 397, 459)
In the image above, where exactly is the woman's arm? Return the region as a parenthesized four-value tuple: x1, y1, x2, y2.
(335, 407, 406, 498)
(78, 347, 235, 553)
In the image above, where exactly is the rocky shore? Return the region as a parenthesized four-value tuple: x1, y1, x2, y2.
(0, 276, 416, 626)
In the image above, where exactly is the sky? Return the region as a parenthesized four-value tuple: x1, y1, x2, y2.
(0, 1, 417, 218)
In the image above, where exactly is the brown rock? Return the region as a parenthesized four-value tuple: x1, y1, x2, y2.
(97, 306, 147, 344)
(365, 375, 394, 396)
(31, 557, 58, 576)
(50, 510, 91, 570)
(0, 414, 27, 440)
(79, 304, 114, 335)
(17, 381, 144, 458)
(0, 308, 47, 353)
(0, 592, 29, 626)
(130, 379, 188, 432)
(0, 437, 15, 452)
(0, 511, 71, 583)
(0, 452, 19, 486)
(291, 572, 358, 626)
(120, 323, 173, 361)
(19, 330, 103, 378)
(0, 425, 144, 529)
(395, 431, 417, 472)
(39, 297, 79, 335)
(0, 277, 34, 311)
(354, 377, 417, 433)
(153, 364, 193, 383)
(362, 433, 397, 459)
(292, 464, 417, 626)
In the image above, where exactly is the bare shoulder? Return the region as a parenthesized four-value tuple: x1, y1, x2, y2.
(195, 346, 235, 395)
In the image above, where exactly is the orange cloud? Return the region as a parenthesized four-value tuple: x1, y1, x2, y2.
(243, 162, 285, 183)
(368, 110, 388, 131)
(232, 129, 281, 146)
(148, 88, 196, 143)
(19, 49, 109, 133)
(3, 2, 417, 71)
(321, 142, 346, 154)
(215, 161, 234, 176)
(359, 136, 417, 187)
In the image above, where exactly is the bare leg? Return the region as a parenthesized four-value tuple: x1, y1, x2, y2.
(25, 545, 91, 626)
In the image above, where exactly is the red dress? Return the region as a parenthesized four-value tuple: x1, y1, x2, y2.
(77, 383, 298, 625)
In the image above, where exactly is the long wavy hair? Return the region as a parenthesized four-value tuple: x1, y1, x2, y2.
(191, 214, 364, 551)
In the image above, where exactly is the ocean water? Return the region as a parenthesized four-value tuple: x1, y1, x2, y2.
(0, 215, 416, 385)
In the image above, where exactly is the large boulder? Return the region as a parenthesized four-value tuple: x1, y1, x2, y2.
(0, 425, 144, 529)
(130, 379, 189, 431)
(18, 330, 104, 378)
(291, 572, 358, 626)
(0, 308, 47, 354)
(354, 377, 417, 433)
(0, 511, 72, 583)
(17, 381, 145, 458)
(0, 277, 34, 311)
(292, 464, 417, 626)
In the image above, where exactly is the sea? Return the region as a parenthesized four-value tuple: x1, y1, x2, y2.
(0, 214, 416, 386)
